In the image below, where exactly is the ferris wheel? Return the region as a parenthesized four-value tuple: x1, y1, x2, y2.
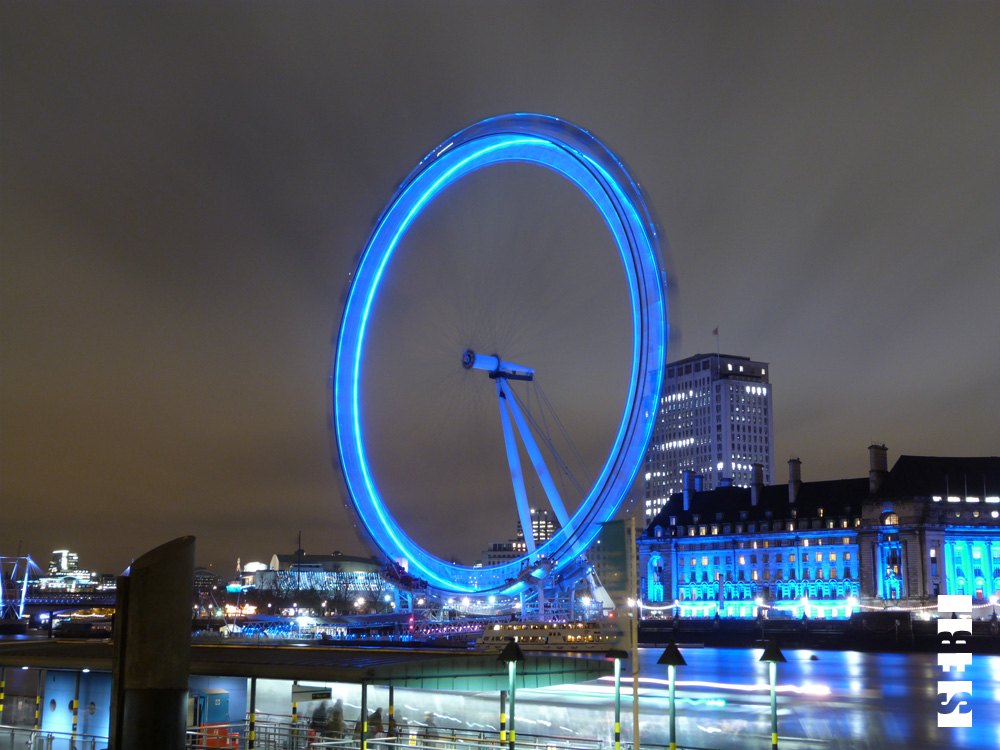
(331, 114, 668, 596)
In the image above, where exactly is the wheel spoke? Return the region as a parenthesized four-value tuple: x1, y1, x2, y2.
(496, 380, 536, 552)
(498, 378, 572, 531)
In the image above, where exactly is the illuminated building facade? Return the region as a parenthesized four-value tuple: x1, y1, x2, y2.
(243, 551, 389, 597)
(641, 456, 864, 619)
(856, 453, 1000, 607)
(34, 549, 98, 591)
(480, 508, 559, 567)
(643, 353, 774, 521)
(639, 445, 1000, 620)
(48, 550, 79, 575)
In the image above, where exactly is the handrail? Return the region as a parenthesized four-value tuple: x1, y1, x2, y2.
(0, 723, 108, 750)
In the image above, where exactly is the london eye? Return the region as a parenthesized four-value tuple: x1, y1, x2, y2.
(331, 114, 668, 597)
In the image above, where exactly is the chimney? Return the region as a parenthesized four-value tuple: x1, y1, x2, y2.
(751, 463, 764, 507)
(683, 470, 695, 511)
(788, 458, 802, 504)
(694, 475, 704, 492)
(869, 443, 888, 495)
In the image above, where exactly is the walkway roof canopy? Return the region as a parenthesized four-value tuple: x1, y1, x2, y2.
(0, 641, 613, 691)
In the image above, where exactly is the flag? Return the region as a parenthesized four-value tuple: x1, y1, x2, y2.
(712, 327, 718, 336)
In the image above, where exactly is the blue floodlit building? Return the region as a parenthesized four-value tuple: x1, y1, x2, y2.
(856, 452, 1000, 607)
(638, 444, 1000, 619)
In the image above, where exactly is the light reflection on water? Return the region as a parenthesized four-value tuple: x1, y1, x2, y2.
(296, 648, 1000, 750)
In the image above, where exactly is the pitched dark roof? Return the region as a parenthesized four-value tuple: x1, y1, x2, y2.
(646, 477, 869, 535)
(877, 455, 1000, 499)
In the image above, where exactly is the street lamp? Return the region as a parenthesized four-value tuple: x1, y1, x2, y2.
(657, 641, 686, 750)
(606, 648, 630, 750)
(498, 639, 525, 750)
(760, 640, 786, 750)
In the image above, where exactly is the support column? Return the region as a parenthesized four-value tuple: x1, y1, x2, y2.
(248, 678, 256, 750)
(507, 663, 516, 750)
(629, 516, 640, 750)
(34, 670, 42, 730)
(110, 536, 195, 750)
(668, 665, 676, 750)
(388, 685, 395, 736)
(499, 690, 506, 744)
(0, 666, 6, 725)
(360, 681, 368, 750)
(72, 671, 81, 744)
(769, 661, 778, 749)
(613, 658, 621, 750)
(945, 541, 955, 595)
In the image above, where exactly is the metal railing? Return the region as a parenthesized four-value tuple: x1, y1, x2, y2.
(0, 724, 107, 750)
(184, 720, 609, 750)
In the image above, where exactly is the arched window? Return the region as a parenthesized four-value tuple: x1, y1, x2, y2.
(881, 511, 899, 526)
(647, 555, 665, 602)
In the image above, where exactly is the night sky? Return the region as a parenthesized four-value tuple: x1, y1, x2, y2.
(2, 2, 997, 576)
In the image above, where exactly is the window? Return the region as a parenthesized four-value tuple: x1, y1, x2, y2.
(739, 556, 746, 565)
(789, 554, 796, 563)
(829, 553, 837, 562)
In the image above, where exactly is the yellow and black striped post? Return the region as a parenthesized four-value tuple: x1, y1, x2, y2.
(0, 666, 6, 723)
(291, 680, 298, 745)
(71, 671, 81, 744)
(34, 671, 42, 730)
(360, 681, 368, 750)
(248, 677, 257, 750)
(614, 658, 621, 750)
(657, 640, 687, 750)
(388, 685, 395, 736)
(759, 640, 786, 750)
(499, 690, 507, 743)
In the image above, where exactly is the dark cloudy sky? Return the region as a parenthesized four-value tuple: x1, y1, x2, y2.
(2, 2, 997, 576)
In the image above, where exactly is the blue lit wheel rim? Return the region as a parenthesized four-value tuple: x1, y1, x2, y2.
(332, 114, 668, 595)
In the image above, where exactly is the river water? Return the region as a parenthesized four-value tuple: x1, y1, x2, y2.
(317, 647, 999, 750)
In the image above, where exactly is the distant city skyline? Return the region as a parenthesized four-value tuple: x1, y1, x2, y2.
(3, 3, 997, 573)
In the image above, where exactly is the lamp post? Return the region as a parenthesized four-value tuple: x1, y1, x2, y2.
(657, 641, 686, 750)
(498, 639, 525, 750)
(606, 649, 629, 750)
(760, 640, 786, 750)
